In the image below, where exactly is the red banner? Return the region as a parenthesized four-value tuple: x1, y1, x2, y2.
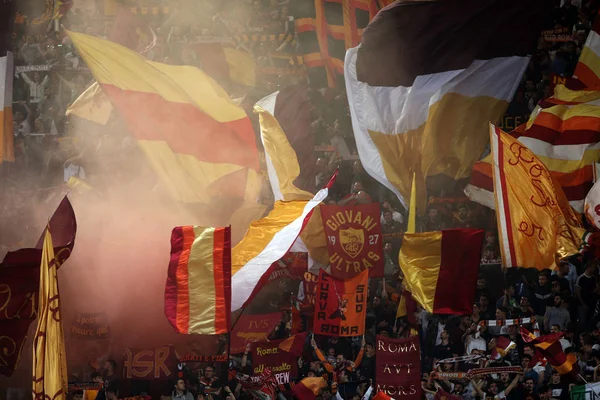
(122, 346, 178, 380)
(313, 270, 368, 337)
(251, 338, 298, 385)
(301, 272, 318, 306)
(320, 203, 384, 278)
(375, 335, 421, 399)
(230, 312, 282, 354)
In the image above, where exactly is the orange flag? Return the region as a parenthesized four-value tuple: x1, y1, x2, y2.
(490, 124, 584, 270)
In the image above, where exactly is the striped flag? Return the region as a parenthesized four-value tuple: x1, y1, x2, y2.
(278, 332, 307, 357)
(399, 229, 484, 315)
(487, 124, 584, 270)
(521, 327, 579, 376)
(164, 226, 231, 335)
(231, 172, 337, 311)
(32, 229, 69, 399)
(574, 10, 600, 89)
(293, 0, 392, 88)
(466, 85, 600, 213)
(292, 377, 327, 400)
(570, 382, 600, 399)
(345, 0, 547, 210)
(0, 51, 13, 163)
(67, 31, 260, 210)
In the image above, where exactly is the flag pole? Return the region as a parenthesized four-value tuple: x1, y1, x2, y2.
(578, 373, 589, 384)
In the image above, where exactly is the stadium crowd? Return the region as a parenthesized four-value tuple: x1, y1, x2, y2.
(2, 0, 600, 400)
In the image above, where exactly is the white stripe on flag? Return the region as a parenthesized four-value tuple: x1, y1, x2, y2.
(231, 175, 334, 311)
(490, 124, 514, 269)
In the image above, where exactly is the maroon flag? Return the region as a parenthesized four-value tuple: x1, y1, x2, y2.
(230, 312, 283, 354)
(520, 327, 579, 376)
(251, 339, 299, 385)
(279, 332, 308, 357)
(375, 335, 421, 399)
(320, 203, 384, 278)
(0, 196, 76, 377)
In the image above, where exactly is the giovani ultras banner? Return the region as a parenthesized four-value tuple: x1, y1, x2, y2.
(320, 203, 384, 279)
(313, 269, 368, 337)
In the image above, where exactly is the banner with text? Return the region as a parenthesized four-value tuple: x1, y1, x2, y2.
(71, 312, 110, 339)
(376, 335, 421, 399)
(251, 338, 298, 386)
(122, 346, 177, 380)
(301, 272, 318, 306)
(230, 312, 282, 354)
(320, 203, 384, 279)
(313, 269, 368, 337)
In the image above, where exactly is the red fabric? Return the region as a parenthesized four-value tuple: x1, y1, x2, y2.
(1, 196, 76, 377)
(320, 202, 385, 279)
(520, 327, 579, 376)
(375, 335, 420, 399)
(432, 229, 484, 315)
(373, 392, 393, 400)
(100, 85, 259, 169)
(278, 332, 307, 357)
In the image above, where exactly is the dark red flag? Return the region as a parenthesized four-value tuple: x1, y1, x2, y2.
(0, 196, 76, 377)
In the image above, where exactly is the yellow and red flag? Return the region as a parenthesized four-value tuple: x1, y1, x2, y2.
(521, 327, 578, 376)
(574, 10, 600, 89)
(32, 229, 68, 399)
(467, 85, 600, 213)
(67, 31, 260, 206)
(488, 124, 584, 270)
(292, 377, 327, 400)
(400, 229, 484, 315)
(164, 226, 231, 335)
(278, 332, 308, 357)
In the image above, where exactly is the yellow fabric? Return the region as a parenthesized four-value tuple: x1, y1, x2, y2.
(67, 30, 246, 122)
(396, 293, 407, 318)
(32, 230, 68, 399)
(578, 46, 600, 83)
(0, 107, 15, 163)
(66, 82, 112, 125)
(66, 176, 94, 194)
(300, 209, 330, 266)
(399, 231, 443, 313)
(255, 103, 313, 202)
(232, 200, 308, 274)
(370, 92, 507, 211)
(187, 227, 218, 334)
(228, 201, 268, 246)
(407, 173, 417, 234)
(137, 141, 260, 203)
(302, 377, 328, 395)
(491, 126, 584, 270)
(255, 99, 328, 265)
(223, 48, 256, 87)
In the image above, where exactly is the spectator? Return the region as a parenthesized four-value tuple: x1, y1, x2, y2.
(575, 260, 598, 331)
(20, 72, 49, 104)
(544, 294, 571, 332)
